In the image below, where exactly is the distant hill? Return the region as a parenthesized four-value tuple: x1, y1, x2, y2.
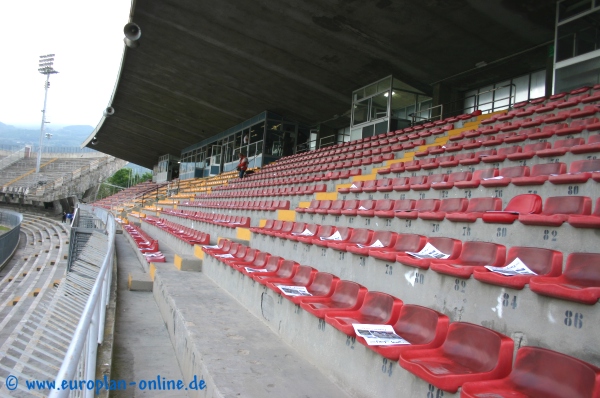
(0, 122, 94, 147)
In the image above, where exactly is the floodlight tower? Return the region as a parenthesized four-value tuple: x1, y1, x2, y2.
(36, 54, 59, 174)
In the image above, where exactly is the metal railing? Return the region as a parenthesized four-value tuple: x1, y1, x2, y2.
(0, 210, 22, 267)
(49, 205, 115, 398)
(0, 147, 28, 172)
(409, 84, 517, 126)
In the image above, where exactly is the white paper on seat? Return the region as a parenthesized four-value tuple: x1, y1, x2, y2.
(406, 242, 450, 259)
(483, 176, 505, 180)
(353, 324, 410, 346)
(484, 257, 537, 276)
(276, 285, 313, 296)
(358, 206, 369, 210)
(215, 253, 235, 258)
(203, 244, 221, 249)
(292, 228, 315, 236)
(350, 184, 358, 188)
(357, 240, 384, 248)
(245, 267, 269, 273)
(320, 231, 342, 241)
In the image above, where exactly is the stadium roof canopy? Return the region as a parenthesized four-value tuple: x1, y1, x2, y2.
(84, 0, 558, 169)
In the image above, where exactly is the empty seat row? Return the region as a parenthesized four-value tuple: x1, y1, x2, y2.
(250, 220, 600, 303)
(181, 199, 290, 211)
(122, 223, 166, 262)
(297, 195, 600, 227)
(143, 217, 210, 245)
(157, 209, 251, 229)
(203, 239, 600, 394)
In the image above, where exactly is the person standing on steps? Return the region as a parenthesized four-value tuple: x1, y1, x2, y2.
(237, 151, 248, 179)
(61, 212, 66, 223)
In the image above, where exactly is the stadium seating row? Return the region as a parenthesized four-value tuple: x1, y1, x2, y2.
(203, 239, 600, 394)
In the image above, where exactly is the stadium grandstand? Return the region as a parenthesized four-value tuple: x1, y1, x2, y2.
(2, 0, 600, 397)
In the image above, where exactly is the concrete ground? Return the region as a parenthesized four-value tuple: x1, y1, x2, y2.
(111, 234, 188, 398)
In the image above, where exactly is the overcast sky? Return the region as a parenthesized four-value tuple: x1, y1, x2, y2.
(0, 1, 132, 128)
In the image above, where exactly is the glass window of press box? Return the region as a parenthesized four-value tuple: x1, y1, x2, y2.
(179, 112, 310, 180)
(462, 70, 547, 114)
(350, 76, 432, 141)
(554, 0, 600, 93)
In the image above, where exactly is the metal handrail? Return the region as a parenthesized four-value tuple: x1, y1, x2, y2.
(49, 205, 115, 398)
(412, 84, 517, 126)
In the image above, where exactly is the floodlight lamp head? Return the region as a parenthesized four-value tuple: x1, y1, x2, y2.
(91, 136, 98, 145)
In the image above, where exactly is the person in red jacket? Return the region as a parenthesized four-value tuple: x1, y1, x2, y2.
(237, 152, 248, 178)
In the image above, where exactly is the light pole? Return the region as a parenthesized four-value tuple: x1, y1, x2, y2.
(36, 54, 59, 174)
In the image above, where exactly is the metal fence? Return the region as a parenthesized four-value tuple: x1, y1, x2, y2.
(49, 204, 115, 398)
(0, 210, 23, 267)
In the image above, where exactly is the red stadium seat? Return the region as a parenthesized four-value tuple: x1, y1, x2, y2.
(519, 196, 592, 226)
(395, 199, 440, 220)
(454, 168, 499, 189)
(300, 280, 368, 318)
(278, 272, 340, 304)
(446, 197, 503, 223)
(480, 165, 529, 187)
(374, 199, 416, 218)
(346, 230, 398, 256)
(264, 265, 317, 292)
(481, 194, 542, 224)
(430, 241, 506, 278)
(419, 198, 469, 221)
(536, 138, 585, 157)
(570, 134, 600, 154)
(396, 237, 462, 269)
(529, 252, 600, 304)
(355, 305, 450, 360)
(369, 233, 427, 262)
(312, 226, 352, 247)
(568, 198, 600, 228)
(548, 159, 600, 184)
(431, 171, 472, 190)
(473, 246, 563, 289)
(511, 162, 567, 186)
(324, 292, 403, 335)
(328, 228, 373, 251)
(399, 322, 514, 393)
(461, 347, 600, 398)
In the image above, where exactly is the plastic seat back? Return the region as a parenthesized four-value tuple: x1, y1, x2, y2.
(348, 228, 373, 245)
(280, 221, 294, 233)
(504, 194, 543, 214)
(465, 197, 502, 212)
(409, 175, 428, 185)
(307, 272, 338, 296)
(554, 137, 585, 149)
(506, 246, 563, 275)
(428, 237, 462, 257)
(394, 305, 450, 346)
(448, 171, 472, 183)
(564, 253, 600, 285)
(369, 230, 397, 246)
(415, 199, 440, 212)
(499, 165, 529, 178)
(438, 198, 468, 213)
(393, 199, 416, 212)
(358, 199, 375, 210)
(374, 199, 394, 211)
(570, 159, 600, 173)
(290, 265, 316, 284)
(442, 323, 506, 371)
(393, 233, 427, 252)
(359, 292, 397, 321)
(314, 225, 336, 239)
(524, 142, 551, 152)
(473, 168, 499, 180)
(329, 200, 344, 211)
(531, 162, 567, 177)
(342, 200, 359, 210)
(428, 174, 448, 184)
(264, 256, 283, 272)
(330, 281, 364, 306)
(289, 222, 307, 235)
(275, 260, 298, 278)
(460, 241, 506, 264)
(541, 196, 591, 216)
(317, 200, 332, 211)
